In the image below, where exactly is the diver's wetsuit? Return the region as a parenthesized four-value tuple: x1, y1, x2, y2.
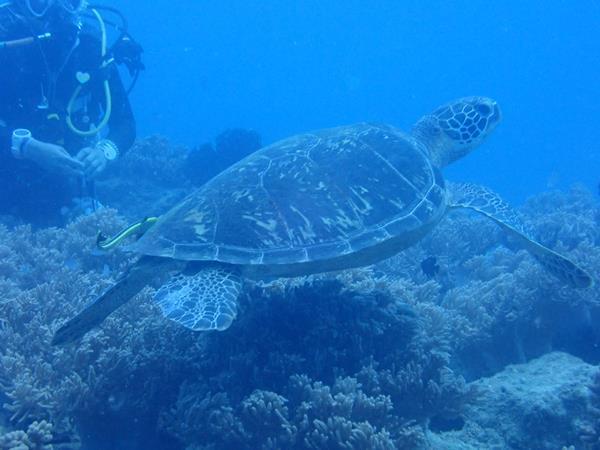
(0, 7, 136, 226)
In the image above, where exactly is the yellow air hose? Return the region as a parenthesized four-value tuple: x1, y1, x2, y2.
(66, 8, 113, 137)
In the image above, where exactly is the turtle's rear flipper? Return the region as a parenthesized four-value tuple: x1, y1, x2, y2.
(52, 257, 177, 345)
(448, 182, 593, 288)
(154, 264, 241, 331)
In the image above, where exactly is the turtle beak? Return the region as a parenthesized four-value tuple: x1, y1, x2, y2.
(490, 101, 502, 124)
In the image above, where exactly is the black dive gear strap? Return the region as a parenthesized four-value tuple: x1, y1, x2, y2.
(86, 4, 144, 94)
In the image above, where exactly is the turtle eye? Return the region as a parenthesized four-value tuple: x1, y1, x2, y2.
(475, 104, 492, 116)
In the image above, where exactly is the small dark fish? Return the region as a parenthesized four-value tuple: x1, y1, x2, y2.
(421, 256, 440, 278)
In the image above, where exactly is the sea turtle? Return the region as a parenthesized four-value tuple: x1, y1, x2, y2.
(52, 97, 593, 345)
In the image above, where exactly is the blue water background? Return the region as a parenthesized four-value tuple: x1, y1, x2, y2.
(118, 1, 600, 203)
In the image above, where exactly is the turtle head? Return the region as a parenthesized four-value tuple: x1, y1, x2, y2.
(412, 97, 501, 168)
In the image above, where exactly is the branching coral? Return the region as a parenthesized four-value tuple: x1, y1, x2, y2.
(0, 420, 53, 450)
(0, 209, 197, 445)
(159, 279, 473, 449)
(163, 372, 423, 450)
(0, 174, 598, 450)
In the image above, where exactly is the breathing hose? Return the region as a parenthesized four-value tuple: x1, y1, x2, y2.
(65, 7, 112, 137)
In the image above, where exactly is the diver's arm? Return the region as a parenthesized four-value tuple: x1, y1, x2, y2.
(105, 65, 136, 155)
(23, 139, 84, 176)
(0, 116, 83, 175)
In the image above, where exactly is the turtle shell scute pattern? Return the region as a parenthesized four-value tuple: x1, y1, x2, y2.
(135, 123, 446, 265)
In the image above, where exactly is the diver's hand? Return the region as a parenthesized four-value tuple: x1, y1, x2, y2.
(76, 146, 107, 180)
(23, 138, 84, 177)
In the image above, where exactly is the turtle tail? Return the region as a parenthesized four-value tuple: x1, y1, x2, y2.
(52, 256, 178, 345)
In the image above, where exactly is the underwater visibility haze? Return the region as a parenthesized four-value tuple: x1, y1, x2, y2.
(125, 0, 600, 202)
(1, 1, 600, 450)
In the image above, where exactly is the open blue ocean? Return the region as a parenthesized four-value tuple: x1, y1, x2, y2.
(0, 1, 599, 449)
(126, 1, 600, 203)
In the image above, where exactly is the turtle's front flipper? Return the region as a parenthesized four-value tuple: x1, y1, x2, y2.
(448, 182, 593, 288)
(154, 264, 241, 331)
(52, 257, 179, 345)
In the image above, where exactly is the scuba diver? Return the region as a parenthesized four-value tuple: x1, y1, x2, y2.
(0, 0, 143, 226)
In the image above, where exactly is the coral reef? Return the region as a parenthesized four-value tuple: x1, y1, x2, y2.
(0, 209, 193, 447)
(0, 420, 54, 450)
(97, 136, 191, 220)
(439, 352, 600, 449)
(582, 368, 600, 447)
(409, 185, 600, 379)
(0, 148, 598, 450)
(105, 136, 189, 189)
(160, 279, 467, 449)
